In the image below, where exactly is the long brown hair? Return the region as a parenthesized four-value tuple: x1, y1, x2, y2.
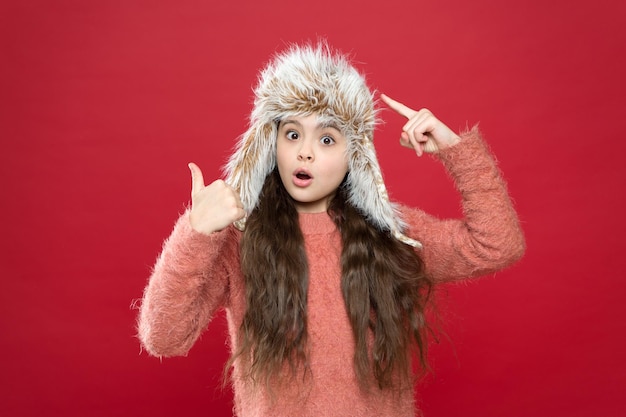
(230, 169, 433, 390)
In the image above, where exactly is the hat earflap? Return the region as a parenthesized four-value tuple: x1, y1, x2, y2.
(346, 136, 422, 248)
(224, 122, 277, 231)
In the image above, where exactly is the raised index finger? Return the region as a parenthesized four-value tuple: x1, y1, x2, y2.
(380, 94, 417, 120)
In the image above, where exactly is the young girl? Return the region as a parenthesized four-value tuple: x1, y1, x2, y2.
(137, 43, 525, 417)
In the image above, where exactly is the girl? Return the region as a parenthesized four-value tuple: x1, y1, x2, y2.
(137, 43, 525, 417)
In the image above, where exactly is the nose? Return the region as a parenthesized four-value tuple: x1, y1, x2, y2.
(297, 142, 314, 161)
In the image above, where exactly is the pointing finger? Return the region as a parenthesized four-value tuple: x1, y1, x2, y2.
(188, 162, 205, 195)
(380, 93, 417, 119)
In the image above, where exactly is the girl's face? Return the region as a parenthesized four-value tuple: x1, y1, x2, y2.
(276, 113, 349, 213)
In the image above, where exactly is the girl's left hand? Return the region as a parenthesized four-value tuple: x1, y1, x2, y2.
(381, 93, 461, 157)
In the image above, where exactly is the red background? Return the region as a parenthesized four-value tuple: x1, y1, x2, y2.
(2, 0, 625, 416)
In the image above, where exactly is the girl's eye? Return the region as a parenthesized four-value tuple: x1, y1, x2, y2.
(320, 136, 335, 145)
(286, 131, 299, 140)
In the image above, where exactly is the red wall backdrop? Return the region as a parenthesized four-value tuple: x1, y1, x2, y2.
(1, 0, 625, 416)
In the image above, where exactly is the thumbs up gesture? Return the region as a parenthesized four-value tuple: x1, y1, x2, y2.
(187, 163, 245, 235)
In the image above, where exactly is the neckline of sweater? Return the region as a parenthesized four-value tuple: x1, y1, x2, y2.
(298, 211, 336, 235)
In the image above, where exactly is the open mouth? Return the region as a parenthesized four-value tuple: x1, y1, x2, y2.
(293, 169, 313, 186)
(295, 172, 311, 180)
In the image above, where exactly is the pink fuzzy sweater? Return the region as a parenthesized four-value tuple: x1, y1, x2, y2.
(138, 129, 525, 417)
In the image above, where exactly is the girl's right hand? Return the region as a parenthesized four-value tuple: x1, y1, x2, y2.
(187, 162, 246, 235)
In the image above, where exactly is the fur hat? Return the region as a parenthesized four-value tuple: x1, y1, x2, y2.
(223, 43, 421, 248)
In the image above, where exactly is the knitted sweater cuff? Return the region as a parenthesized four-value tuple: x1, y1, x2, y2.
(167, 209, 232, 267)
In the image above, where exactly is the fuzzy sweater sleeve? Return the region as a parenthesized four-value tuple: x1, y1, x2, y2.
(403, 127, 525, 282)
(137, 210, 239, 357)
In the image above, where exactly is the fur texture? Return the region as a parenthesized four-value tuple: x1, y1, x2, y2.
(223, 43, 421, 247)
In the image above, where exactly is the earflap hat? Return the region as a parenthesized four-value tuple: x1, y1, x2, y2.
(223, 43, 421, 248)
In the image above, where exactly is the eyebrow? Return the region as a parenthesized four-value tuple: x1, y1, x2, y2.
(280, 119, 302, 128)
(280, 118, 341, 131)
